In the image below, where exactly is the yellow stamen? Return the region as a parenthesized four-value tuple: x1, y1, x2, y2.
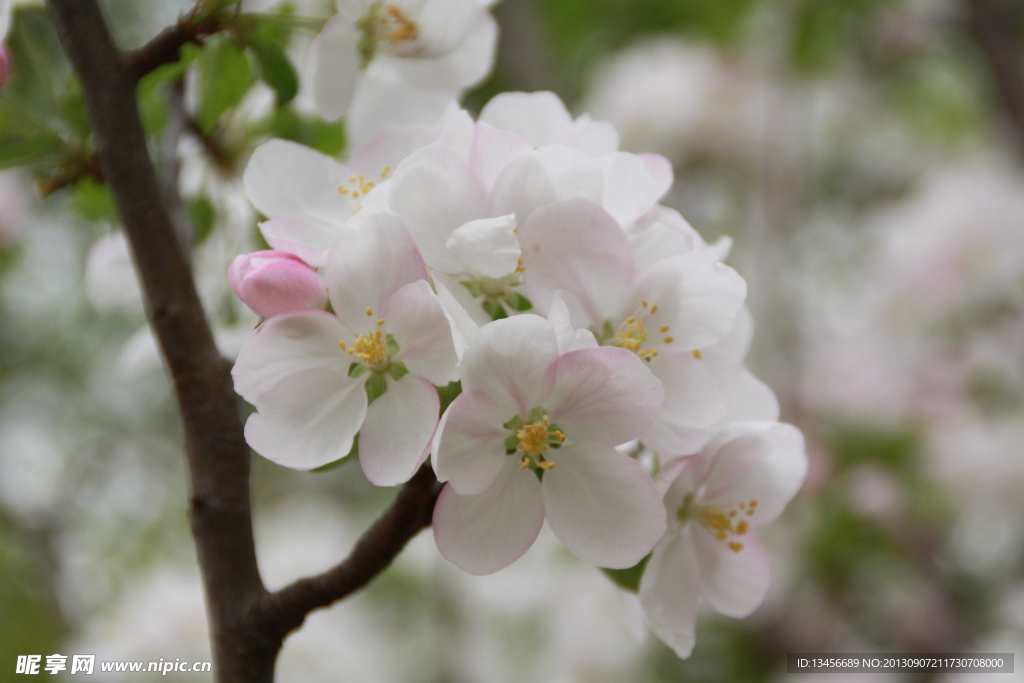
(692, 349, 703, 359)
(728, 542, 744, 553)
(660, 326, 670, 333)
(366, 307, 373, 316)
(664, 337, 674, 344)
(376, 319, 385, 326)
(736, 520, 749, 535)
(538, 461, 555, 471)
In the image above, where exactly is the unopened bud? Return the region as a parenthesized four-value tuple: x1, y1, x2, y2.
(229, 250, 328, 318)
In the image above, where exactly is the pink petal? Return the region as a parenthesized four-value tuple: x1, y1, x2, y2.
(433, 459, 545, 575)
(468, 122, 532, 194)
(639, 529, 701, 659)
(258, 218, 334, 267)
(600, 152, 673, 227)
(229, 250, 328, 319)
(479, 91, 573, 147)
(359, 375, 438, 486)
(693, 526, 770, 618)
(542, 443, 666, 568)
(547, 347, 663, 446)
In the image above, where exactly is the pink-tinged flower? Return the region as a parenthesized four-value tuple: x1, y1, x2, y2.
(229, 250, 328, 319)
(432, 315, 667, 574)
(518, 197, 748, 454)
(639, 421, 806, 658)
(232, 213, 458, 486)
(310, 0, 497, 146)
(479, 91, 620, 157)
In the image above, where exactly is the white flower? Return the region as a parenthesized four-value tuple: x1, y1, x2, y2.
(638, 421, 806, 658)
(309, 0, 497, 146)
(518, 197, 748, 454)
(232, 213, 458, 485)
(431, 314, 666, 574)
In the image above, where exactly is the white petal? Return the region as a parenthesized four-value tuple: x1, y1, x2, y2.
(643, 351, 727, 454)
(698, 422, 807, 526)
(446, 213, 521, 278)
(459, 315, 558, 418)
(232, 311, 349, 404)
(717, 367, 780, 424)
(431, 272, 486, 353)
(411, 0, 484, 57)
(359, 375, 438, 486)
(547, 347, 663, 446)
(388, 12, 498, 91)
(693, 526, 770, 618)
(639, 529, 701, 659)
(488, 153, 558, 222)
(258, 219, 334, 268)
(346, 70, 454, 149)
(630, 251, 747, 351)
(479, 91, 573, 146)
(548, 294, 598, 354)
(469, 122, 533, 194)
(243, 139, 353, 226)
(244, 368, 366, 470)
(543, 443, 666, 568)
(308, 14, 361, 121)
(519, 197, 634, 325)
(559, 114, 619, 156)
(600, 152, 673, 227)
(433, 390, 509, 495)
(433, 460, 545, 575)
(325, 213, 428, 324)
(389, 144, 487, 273)
(387, 280, 459, 385)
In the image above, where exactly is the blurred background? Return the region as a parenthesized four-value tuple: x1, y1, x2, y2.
(1, 0, 1023, 681)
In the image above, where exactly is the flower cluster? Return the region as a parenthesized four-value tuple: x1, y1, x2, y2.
(229, 0, 806, 660)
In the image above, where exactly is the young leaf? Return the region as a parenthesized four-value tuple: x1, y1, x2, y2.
(248, 37, 298, 106)
(197, 37, 257, 134)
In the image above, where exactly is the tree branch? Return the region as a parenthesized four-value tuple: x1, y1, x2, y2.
(259, 465, 442, 638)
(125, 3, 225, 80)
(45, 1, 270, 680)
(964, 0, 1024, 159)
(46, 1, 442, 679)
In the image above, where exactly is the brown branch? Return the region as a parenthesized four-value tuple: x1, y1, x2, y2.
(964, 0, 1024, 159)
(46, 1, 443, 679)
(125, 3, 225, 80)
(45, 1, 269, 680)
(259, 465, 442, 639)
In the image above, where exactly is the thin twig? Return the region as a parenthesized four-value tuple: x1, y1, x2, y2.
(259, 465, 442, 638)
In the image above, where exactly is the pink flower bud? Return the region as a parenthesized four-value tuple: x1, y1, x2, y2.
(0, 45, 10, 90)
(229, 250, 328, 318)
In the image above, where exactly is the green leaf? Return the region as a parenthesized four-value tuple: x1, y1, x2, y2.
(366, 372, 387, 404)
(460, 280, 483, 298)
(436, 381, 462, 414)
(197, 37, 257, 134)
(248, 37, 299, 106)
(348, 362, 368, 378)
(504, 435, 519, 454)
(602, 554, 650, 592)
(0, 132, 61, 169)
(502, 414, 524, 431)
(71, 178, 117, 222)
(268, 106, 346, 156)
(188, 195, 216, 244)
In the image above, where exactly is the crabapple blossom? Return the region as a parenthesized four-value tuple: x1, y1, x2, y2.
(229, 250, 328, 319)
(309, 0, 497, 146)
(232, 213, 458, 485)
(638, 421, 806, 658)
(432, 314, 667, 574)
(518, 197, 748, 453)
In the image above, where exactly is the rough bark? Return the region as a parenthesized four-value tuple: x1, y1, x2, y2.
(46, 1, 440, 680)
